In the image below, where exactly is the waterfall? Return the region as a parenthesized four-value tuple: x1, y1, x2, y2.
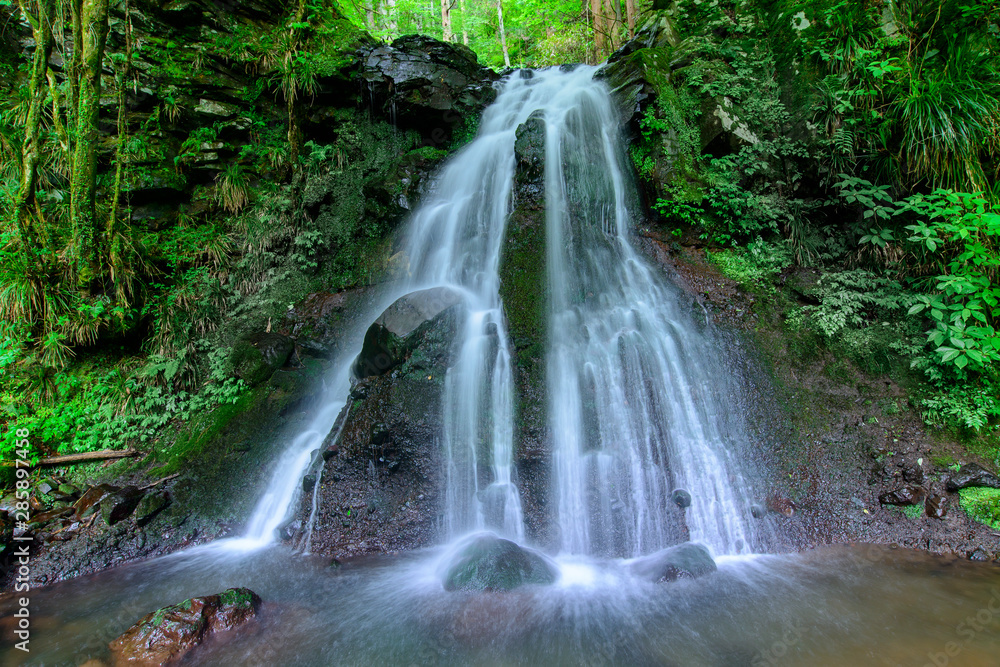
(542, 67, 757, 557)
(238, 65, 757, 557)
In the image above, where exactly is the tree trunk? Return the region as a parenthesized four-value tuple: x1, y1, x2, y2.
(497, 0, 510, 67)
(67, 0, 83, 128)
(13, 0, 56, 251)
(459, 0, 468, 44)
(441, 0, 453, 42)
(384, 0, 397, 33)
(626, 0, 636, 38)
(287, 0, 308, 171)
(365, 0, 375, 30)
(591, 0, 606, 60)
(70, 0, 109, 285)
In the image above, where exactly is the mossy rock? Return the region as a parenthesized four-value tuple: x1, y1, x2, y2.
(442, 534, 558, 592)
(230, 332, 294, 386)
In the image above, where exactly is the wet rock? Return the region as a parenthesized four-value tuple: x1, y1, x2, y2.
(968, 549, 991, 562)
(946, 463, 1000, 492)
(103, 486, 146, 526)
(901, 457, 925, 484)
(360, 34, 498, 141)
(750, 504, 766, 519)
(231, 332, 295, 386)
(38, 477, 60, 495)
(108, 587, 261, 666)
(766, 495, 795, 516)
(55, 483, 82, 500)
(443, 534, 558, 592)
(628, 542, 717, 583)
(353, 287, 463, 378)
(879, 486, 926, 506)
(0, 511, 12, 554)
(134, 492, 171, 528)
(73, 484, 119, 520)
(671, 489, 692, 509)
(514, 112, 546, 195)
(29, 506, 73, 528)
(925, 494, 947, 519)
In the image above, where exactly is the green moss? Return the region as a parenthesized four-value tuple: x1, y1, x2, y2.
(958, 487, 1000, 531)
(220, 587, 254, 609)
(151, 387, 263, 476)
(499, 210, 547, 370)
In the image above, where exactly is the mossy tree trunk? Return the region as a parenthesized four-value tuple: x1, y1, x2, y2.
(13, 0, 56, 252)
(69, 0, 110, 287)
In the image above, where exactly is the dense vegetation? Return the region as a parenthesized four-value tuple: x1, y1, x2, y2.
(0, 0, 997, 477)
(623, 1, 999, 456)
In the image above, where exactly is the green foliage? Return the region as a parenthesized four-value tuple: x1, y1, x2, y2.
(798, 270, 911, 338)
(707, 238, 792, 292)
(958, 486, 1000, 531)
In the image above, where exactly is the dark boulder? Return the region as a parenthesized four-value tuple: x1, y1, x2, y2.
(946, 463, 1000, 492)
(442, 533, 558, 592)
(135, 492, 172, 528)
(671, 489, 692, 509)
(103, 486, 146, 526)
(925, 494, 947, 519)
(108, 587, 261, 666)
(879, 486, 925, 506)
(360, 34, 499, 141)
(628, 542, 717, 582)
(231, 332, 295, 386)
(73, 484, 119, 520)
(353, 287, 463, 378)
(514, 112, 546, 198)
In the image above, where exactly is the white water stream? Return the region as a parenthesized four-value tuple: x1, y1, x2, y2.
(235, 65, 757, 559)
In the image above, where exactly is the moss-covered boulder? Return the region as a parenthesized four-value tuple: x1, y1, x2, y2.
(442, 534, 558, 592)
(230, 332, 295, 386)
(108, 587, 261, 666)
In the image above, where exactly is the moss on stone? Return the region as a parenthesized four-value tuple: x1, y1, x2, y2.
(958, 487, 1000, 531)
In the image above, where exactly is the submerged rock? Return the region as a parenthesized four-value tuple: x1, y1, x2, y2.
(443, 534, 558, 592)
(627, 542, 717, 583)
(108, 587, 261, 666)
(946, 463, 1000, 492)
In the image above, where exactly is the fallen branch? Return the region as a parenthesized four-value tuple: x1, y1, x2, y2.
(0, 449, 139, 468)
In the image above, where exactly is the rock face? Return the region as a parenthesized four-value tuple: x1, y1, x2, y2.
(353, 287, 464, 378)
(361, 34, 499, 141)
(442, 534, 558, 592)
(627, 542, 717, 583)
(231, 333, 295, 387)
(946, 463, 1000, 492)
(293, 296, 462, 557)
(500, 113, 551, 545)
(108, 588, 261, 666)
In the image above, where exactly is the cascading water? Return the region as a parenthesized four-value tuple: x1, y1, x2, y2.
(237, 66, 759, 557)
(540, 67, 758, 557)
(17, 62, 1000, 667)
